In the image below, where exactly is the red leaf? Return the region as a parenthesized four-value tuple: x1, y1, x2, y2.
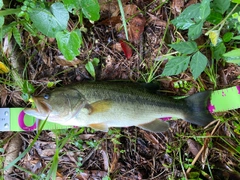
(119, 40, 132, 59)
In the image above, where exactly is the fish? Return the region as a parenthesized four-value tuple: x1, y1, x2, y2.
(24, 82, 214, 133)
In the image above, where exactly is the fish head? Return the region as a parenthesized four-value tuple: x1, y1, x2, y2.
(24, 87, 87, 122)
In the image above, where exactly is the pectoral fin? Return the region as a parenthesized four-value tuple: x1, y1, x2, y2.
(138, 119, 169, 133)
(89, 123, 109, 132)
(86, 100, 112, 115)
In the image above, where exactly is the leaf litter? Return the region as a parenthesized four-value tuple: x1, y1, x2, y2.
(0, 0, 240, 179)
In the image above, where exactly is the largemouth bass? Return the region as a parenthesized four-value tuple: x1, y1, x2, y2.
(24, 82, 214, 132)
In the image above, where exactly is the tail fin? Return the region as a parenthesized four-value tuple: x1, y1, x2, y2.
(184, 91, 214, 126)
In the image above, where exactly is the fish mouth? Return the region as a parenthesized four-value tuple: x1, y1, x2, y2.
(32, 96, 52, 114)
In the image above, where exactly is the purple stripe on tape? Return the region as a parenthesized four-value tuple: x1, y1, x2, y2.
(18, 110, 36, 131)
(208, 103, 215, 113)
(237, 86, 240, 94)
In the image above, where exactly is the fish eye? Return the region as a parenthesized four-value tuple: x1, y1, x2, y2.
(43, 94, 50, 100)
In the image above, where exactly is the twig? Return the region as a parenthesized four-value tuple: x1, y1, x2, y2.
(186, 120, 220, 174)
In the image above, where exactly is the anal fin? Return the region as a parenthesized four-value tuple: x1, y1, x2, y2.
(138, 119, 169, 133)
(89, 123, 109, 132)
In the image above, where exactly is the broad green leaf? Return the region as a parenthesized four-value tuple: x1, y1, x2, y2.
(62, 0, 81, 13)
(188, 21, 204, 40)
(162, 56, 190, 76)
(12, 26, 22, 48)
(223, 32, 233, 42)
(222, 49, 240, 64)
(212, 0, 230, 14)
(171, 18, 195, 30)
(50, 2, 69, 28)
(232, 35, 240, 40)
(0, 16, 4, 27)
(169, 41, 198, 54)
(85, 61, 96, 79)
(209, 30, 219, 46)
(190, 51, 208, 79)
(206, 11, 223, 24)
(56, 31, 81, 60)
(29, 2, 69, 37)
(200, 0, 210, 20)
(232, 0, 240, 3)
(0, 0, 3, 9)
(79, 0, 100, 21)
(211, 42, 226, 60)
(171, 4, 200, 29)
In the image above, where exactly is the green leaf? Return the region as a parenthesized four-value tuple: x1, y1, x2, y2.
(209, 30, 220, 46)
(12, 26, 21, 48)
(232, 35, 240, 40)
(232, 0, 240, 4)
(169, 41, 198, 54)
(56, 31, 81, 60)
(0, 16, 4, 27)
(212, 0, 230, 14)
(79, 0, 100, 21)
(206, 11, 223, 24)
(62, 0, 81, 13)
(85, 61, 96, 79)
(223, 32, 233, 42)
(190, 51, 208, 79)
(92, 57, 100, 66)
(211, 42, 226, 60)
(29, 2, 69, 37)
(0, 0, 3, 9)
(22, 80, 35, 96)
(200, 0, 210, 20)
(222, 49, 240, 64)
(171, 4, 200, 30)
(171, 18, 195, 30)
(162, 56, 190, 76)
(188, 21, 204, 40)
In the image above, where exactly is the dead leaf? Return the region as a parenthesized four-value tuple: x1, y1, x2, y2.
(0, 85, 8, 106)
(186, 0, 198, 7)
(124, 4, 140, 20)
(171, 0, 184, 15)
(99, 16, 121, 26)
(187, 139, 202, 157)
(78, 170, 108, 180)
(100, 150, 109, 171)
(112, 42, 123, 52)
(4, 133, 23, 175)
(128, 14, 146, 42)
(55, 55, 82, 67)
(140, 130, 159, 145)
(147, 13, 167, 27)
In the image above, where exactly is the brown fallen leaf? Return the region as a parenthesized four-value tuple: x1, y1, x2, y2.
(187, 139, 202, 157)
(147, 13, 167, 27)
(55, 55, 82, 67)
(99, 16, 121, 27)
(124, 4, 140, 20)
(4, 133, 23, 176)
(0, 84, 8, 106)
(128, 14, 146, 43)
(171, 0, 184, 15)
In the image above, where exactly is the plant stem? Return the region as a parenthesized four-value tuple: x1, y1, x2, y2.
(205, 3, 239, 35)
